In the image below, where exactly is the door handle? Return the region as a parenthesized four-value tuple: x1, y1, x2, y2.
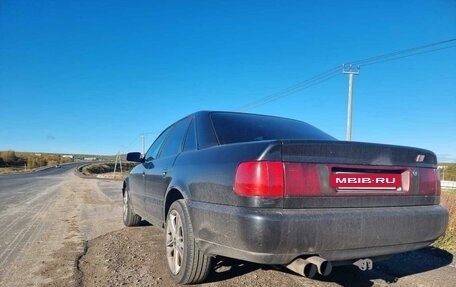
(142, 172, 145, 177)
(162, 171, 167, 177)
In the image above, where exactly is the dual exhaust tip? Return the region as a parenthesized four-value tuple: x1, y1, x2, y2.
(285, 256, 374, 278)
(285, 256, 332, 278)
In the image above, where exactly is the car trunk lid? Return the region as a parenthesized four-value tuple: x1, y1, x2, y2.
(280, 140, 440, 208)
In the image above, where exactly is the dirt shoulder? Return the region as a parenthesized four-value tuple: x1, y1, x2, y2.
(39, 176, 125, 287)
(78, 225, 456, 287)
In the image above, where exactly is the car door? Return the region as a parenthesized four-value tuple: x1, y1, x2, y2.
(144, 117, 192, 224)
(138, 127, 172, 221)
(128, 162, 147, 215)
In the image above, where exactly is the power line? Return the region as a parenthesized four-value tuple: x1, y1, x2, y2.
(361, 44, 456, 67)
(349, 38, 456, 66)
(119, 131, 161, 154)
(236, 38, 456, 112)
(236, 66, 341, 111)
(119, 38, 455, 150)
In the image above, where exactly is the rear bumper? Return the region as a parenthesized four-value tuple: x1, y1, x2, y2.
(188, 202, 448, 264)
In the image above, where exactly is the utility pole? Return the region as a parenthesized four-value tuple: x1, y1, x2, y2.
(342, 64, 360, 141)
(119, 153, 123, 173)
(113, 152, 123, 178)
(141, 135, 146, 155)
(113, 153, 118, 178)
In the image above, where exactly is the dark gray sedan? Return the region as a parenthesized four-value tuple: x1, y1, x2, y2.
(123, 111, 448, 284)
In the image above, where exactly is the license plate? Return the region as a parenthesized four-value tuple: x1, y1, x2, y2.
(330, 173, 402, 190)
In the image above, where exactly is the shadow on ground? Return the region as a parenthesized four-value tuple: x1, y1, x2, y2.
(318, 247, 453, 287)
(205, 257, 264, 283)
(204, 247, 453, 286)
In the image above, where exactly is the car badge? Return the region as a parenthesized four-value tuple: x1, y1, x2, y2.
(416, 154, 425, 162)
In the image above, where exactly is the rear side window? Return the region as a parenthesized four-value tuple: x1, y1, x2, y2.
(211, 112, 336, 145)
(145, 128, 171, 162)
(159, 117, 191, 158)
(183, 119, 197, 151)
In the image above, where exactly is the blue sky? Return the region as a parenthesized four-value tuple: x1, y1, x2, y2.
(1, 1, 455, 161)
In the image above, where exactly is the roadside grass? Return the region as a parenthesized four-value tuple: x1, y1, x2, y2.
(0, 166, 28, 174)
(434, 189, 456, 252)
(79, 162, 136, 180)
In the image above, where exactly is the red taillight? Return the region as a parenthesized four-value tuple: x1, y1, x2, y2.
(419, 168, 441, 195)
(234, 161, 322, 198)
(234, 161, 284, 197)
(284, 163, 321, 197)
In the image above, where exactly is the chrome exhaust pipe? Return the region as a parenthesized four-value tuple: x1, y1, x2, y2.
(306, 256, 332, 276)
(285, 258, 317, 278)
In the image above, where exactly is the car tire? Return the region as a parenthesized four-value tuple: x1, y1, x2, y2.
(123, 190, 141, 226)
(165, 200, 211, 284)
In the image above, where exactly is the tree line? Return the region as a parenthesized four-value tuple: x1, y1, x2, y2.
(442, 164, 456, 181)
(0, 150, 25, 167)
(0, 150, 72, 169)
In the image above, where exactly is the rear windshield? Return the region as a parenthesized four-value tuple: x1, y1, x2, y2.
(210, 112, 336, 144)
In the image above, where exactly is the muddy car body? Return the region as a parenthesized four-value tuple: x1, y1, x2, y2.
(123, 111, 448, 284)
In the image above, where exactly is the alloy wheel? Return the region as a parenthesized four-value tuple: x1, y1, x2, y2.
(166, 210, 184, 275)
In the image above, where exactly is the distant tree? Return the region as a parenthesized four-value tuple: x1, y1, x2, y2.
(27, 155, 45, 169)
(0, 151, 75, 169)
(27, 156, 36, 169)
(0, 150, 20, 166)
(442, 164, 456, 181)
(45, 154, 60, 166)
(60, 157, 73, 164)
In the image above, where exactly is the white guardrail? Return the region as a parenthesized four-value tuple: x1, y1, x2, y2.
(441, 181, 456, 189)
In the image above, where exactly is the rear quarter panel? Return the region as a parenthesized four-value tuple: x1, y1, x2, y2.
(172, 141, 282, 207)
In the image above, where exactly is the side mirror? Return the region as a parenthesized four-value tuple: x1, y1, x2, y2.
(126, 152, 143, 163)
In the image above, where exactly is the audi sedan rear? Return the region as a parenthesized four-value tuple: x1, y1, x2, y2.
(123, 111, 448, 284)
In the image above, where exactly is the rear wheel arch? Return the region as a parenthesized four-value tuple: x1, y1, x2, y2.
(164, 188, 185, 223)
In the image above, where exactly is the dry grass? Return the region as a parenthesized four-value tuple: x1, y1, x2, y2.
(434, 190, 456, 252)
(94, 171, 130, 181)
(79, 162, 135, 181)
(0, 166, 30, 174)
(80, 162, 135, 175)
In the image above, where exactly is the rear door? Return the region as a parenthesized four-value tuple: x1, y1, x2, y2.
(144, 117, 192, 224)
(128, 163, 147, 215)
(135, 128, 172, 218)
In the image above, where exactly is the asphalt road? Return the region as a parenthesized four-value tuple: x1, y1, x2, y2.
(0, 163, 82, 260)
(0, 163, 82, 205)
(0, 163, 86, 281)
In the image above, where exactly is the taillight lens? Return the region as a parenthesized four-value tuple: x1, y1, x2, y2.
(234, 161, 284, 197)
(234, 161, 322, 198)
(419, 168, 441, 195)
(234, 162, 440, 198)
(284, 163, 321, 196)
